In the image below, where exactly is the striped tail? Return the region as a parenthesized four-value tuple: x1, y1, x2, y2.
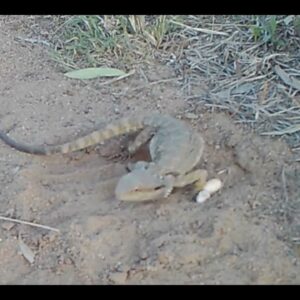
(0, 117, 145, 155)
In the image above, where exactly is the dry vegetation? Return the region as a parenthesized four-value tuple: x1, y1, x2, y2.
(6, 15, 300, 150)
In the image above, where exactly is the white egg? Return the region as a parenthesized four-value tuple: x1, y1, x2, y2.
(195, 178, 223, 204)
(203, 178, 223, 194)
(196, 190, 211, 203)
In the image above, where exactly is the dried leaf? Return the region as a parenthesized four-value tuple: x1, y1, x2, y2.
(275, 65, 300, 91)
(19, 238, 35, 264)
(283, 15, 294, 25)
(231, 83, 255, 94)
(65, 67, 126, 79)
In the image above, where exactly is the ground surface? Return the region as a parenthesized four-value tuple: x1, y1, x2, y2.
(0, 17, 299, 284)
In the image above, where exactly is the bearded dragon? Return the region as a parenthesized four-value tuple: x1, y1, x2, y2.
(0, 114, 206, 201)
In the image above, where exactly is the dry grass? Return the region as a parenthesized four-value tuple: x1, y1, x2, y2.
(57, 15, 300, 151)
(4, 15, 300, 150)
(161, 15, 300, 150)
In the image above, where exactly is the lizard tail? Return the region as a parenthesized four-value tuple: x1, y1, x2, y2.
(0, 130, 47, 155)
(0, 117, 144, 155)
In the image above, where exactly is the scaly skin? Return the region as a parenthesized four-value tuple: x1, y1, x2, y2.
(0, 114, 206, 201)
(0, 116, 147, 155)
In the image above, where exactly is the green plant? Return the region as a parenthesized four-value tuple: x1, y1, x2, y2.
(251, 15, 285, 49)
(50, 15, 180, 70)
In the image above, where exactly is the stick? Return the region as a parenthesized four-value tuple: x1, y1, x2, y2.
(169, 20, 229, 36)
(0, 216, 60, 232)
(14, 36, 51, 47)
(281, 166, 289, 224)
(97, 69, 136, 87)
(261, 124, 300, 136)
(281, 166, 289, 204)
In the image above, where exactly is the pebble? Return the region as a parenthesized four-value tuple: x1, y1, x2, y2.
(184, 112, 199, 119)
(109, 272, 128, 284)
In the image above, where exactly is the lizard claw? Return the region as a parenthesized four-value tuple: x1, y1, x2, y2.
(163, 187, 173, 198)
(162, 174, 175, 198)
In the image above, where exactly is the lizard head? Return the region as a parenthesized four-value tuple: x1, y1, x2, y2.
(115, 169, 167, 201)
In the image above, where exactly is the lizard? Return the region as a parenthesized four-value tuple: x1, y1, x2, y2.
(0, 113, 207, 201)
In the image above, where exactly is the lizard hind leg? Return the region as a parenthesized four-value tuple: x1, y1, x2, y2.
(127, 126, 155, 154)
(126, 127, 156, 172)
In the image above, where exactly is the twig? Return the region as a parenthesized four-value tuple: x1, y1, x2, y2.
(14, 36, 51, 47)
(130, 78, 178, 93)
(261, 124, 300, 136)
(212, 74, 268, 93)
(0, 216, 60, 232)
(169, 20, 229, 36)
(262, 53, 288, 65)
(204, 103, 230, 110)
(281, 166, 289, 203)
(281, 165, 289, 224)
(205, 31, 239, 53)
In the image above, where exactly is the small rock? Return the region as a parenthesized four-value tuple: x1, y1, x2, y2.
(65, 257, 73, 265)
(158, 252, 173, 265)
(155, 207, 167, 217)
(184, 112, 198, 119)
(48, 232, 58, 243)
(4, 208, 15, 217)
(114, 107, 120, 114)
(109, 272, 128, 284)
(139, 251, 148, 260)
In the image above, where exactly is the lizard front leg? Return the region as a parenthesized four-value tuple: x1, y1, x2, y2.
(161, 174, 176, 198)
(173, 169, 208, 189)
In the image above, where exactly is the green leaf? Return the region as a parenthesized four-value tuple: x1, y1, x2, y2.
(268, 16, 277, 36)
(265, 16, 277, 43)
(65, 67, 126, 79)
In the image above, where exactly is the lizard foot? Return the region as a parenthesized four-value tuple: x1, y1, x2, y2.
(193, 170, 208, 192)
